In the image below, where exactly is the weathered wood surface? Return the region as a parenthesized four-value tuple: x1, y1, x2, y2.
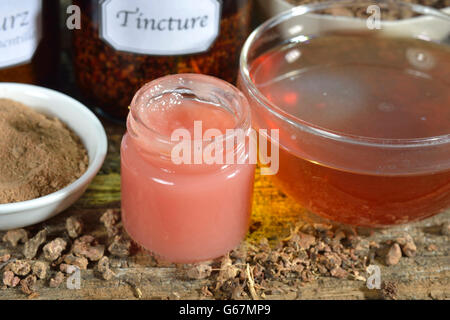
(0, 120, 449, 300)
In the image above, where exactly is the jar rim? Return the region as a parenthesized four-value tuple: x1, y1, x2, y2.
(128, 73, 252, 147)
(239, 0, 450, 149)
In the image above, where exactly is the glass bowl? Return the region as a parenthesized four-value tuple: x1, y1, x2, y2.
(239, 0, 450, 227)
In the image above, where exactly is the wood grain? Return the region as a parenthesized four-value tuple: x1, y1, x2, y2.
(1, 120, 449, 300)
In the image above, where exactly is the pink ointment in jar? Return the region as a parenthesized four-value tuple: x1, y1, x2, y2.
(121, 74, 255, 263)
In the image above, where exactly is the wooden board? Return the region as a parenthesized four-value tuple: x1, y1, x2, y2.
(0, 120, 449, 300)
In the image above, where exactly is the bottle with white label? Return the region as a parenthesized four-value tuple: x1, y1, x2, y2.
(0, 1, 59, 85)
(72, 0, 252, 120)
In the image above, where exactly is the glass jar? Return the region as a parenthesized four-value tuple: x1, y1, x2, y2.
(0, 1, 59, 85)
(72, 0, 252, 120)
(121, 74, 255, 263)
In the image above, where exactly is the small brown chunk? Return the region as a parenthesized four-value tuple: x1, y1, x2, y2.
(2, 229, 28, 247)
(95, 256, 115, 280)
(321, 252, 342, 270)
(217, 255, 239, 283)
(20, 274, 37, 295)
(23, 229, 47, 259)
(66, 216, 83, 238)
(0, 253, 11, 263)
(101, 268, 115, 281)
(395, 234, 416, 257)
(49, 272, 65, 288)
(100, 209, 121, 237)
(186, 264, 212, 280)
(59, 264, 70, 273)
(385, 243, 402, 266)
(292, 232, 316, 250)
(3, 270, 20, 287)
(330, 266, 348, 279)
(108, 235, 131, 257)
(32, 261, 48, 280)
(63, 254, 89, 270)
(72, 235, 104, 261)
(96, 256, 110, 273)
(43, 238, 67, 261)
(7, 259, 31, 276)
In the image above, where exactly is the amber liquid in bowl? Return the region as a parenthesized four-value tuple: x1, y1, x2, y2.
(249, 33, 450, 227)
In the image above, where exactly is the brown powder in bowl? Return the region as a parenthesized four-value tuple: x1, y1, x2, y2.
(0, 98, 89, 204)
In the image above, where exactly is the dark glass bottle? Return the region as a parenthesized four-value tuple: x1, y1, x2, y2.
(72, 0, 252, 120)
(0, 1, 59, 85)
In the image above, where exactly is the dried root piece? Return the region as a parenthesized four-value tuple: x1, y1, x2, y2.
(23, 229, 47, 259)
(2, 229, 28, 247)
(245, 264, 259, 300)
(32, 261, 48, 280)
(385, 243, 402, 266)
(49, 272, 65, 288)
(96, 256, 115, 281)
(290, 232, 316, 250)
(186, 263, 212, 280)
(72, 235, 104, 261)
(395, 234, 416, 257)
(108, 235, 131, 257)
(0, 253, 11, 263)
(20, 274, 37, 295)
(217, 255, 239, 283)
(63, 254, 89, 270)
(7, 260, 31, 276)
(66, 216, 83, 238)
(3, 270, 20, 288)
(43, 238, 67, 262)
(100, 209, 121, 237)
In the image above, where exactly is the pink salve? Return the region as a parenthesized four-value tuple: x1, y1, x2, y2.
(121, 74, 255, 263)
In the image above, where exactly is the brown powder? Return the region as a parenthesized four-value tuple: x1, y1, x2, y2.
(0, 99, 89, 204)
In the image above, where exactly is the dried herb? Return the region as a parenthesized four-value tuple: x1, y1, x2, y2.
(0, 206, 446, 299)
(72, 0, 252, 119)
(381, 281, 398, 300)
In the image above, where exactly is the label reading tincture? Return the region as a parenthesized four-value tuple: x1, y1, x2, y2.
(0, 0, 42, 69)
(100, 0, 221, 55)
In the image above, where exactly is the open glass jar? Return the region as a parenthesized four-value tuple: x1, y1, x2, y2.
(239, 0, 450, 227)
(0, 1, 59, 85)
(121, 74, 255, 263)
(72, 0, 252, 120)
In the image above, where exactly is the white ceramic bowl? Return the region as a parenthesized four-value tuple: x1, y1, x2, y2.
(0, 83, 108, 230)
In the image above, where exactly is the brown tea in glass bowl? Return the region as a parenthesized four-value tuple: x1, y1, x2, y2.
(239, 0, 450, 227)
